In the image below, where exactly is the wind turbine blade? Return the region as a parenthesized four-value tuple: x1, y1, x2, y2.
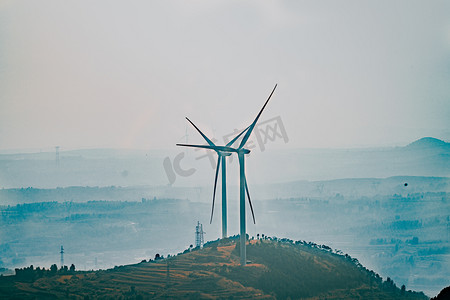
(244, 176, 256, 224)
(186, 117, 216, 147)
(238, 84, 277, 149)
(176, 144, 218, 151)
(210, 155, 221, 224)
(177, 144, 236, 153)
(225, 125, 251, 147)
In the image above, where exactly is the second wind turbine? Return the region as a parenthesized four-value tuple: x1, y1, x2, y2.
(177, 84, 277, 265)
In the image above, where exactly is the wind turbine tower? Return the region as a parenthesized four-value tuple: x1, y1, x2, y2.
(60, 245, 64, 267)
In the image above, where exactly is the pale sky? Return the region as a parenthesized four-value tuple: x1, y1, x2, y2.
(1, 0, 449, 151)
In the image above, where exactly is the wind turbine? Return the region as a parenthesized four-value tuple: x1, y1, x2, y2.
(180, 117, 252, 239)
(178, 84, 277, 265)
(232, 83, 277, 265)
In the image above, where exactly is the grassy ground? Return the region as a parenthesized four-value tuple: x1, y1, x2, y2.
(0, 238, 430, 299)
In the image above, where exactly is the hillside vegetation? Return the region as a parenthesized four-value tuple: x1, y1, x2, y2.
(0, 238, 429, 299)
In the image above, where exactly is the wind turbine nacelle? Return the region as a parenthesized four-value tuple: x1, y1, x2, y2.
(242, 149, 251, 154)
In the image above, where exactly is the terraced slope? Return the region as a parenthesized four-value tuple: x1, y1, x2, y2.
(0, 239, 429, 299)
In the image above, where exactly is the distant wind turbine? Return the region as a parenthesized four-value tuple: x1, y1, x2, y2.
(177, 84, 277, 265)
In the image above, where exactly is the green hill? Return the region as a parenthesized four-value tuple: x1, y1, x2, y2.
(0, 238, 429, 299)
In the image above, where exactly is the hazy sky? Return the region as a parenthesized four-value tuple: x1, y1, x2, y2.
(1, 0, 449, 151)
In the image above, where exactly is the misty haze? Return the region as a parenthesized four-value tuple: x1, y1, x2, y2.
(1, 1, 449, 299)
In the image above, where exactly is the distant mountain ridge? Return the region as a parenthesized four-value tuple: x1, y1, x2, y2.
(1, 175, 448, 206)
(407, 137, 449, 149)
(0, 137, 448, 188)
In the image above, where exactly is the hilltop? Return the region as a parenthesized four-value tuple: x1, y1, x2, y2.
(407, 137, 449, 149)
(0, 238, 429, 299)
